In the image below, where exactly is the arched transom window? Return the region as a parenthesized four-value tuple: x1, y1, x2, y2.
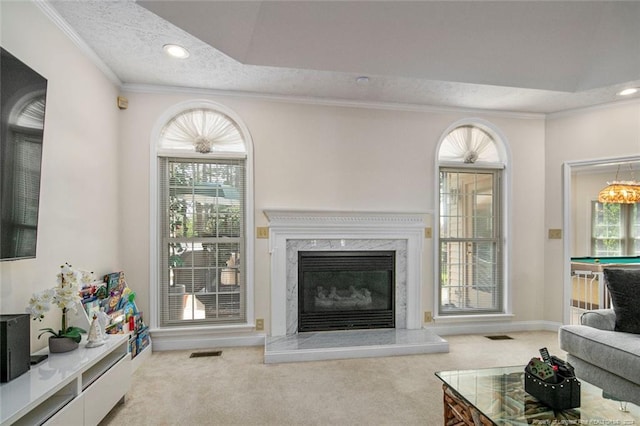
(158, 108, 246, 154)
(438, 125, 501, 164)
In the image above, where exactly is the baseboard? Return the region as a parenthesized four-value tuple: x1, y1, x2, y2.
(148, 320, 561, 351)
(150, 330, 266, 351)
(426, 320, 562, 336)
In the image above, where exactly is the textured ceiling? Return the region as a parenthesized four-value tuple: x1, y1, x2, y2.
(45, 0, 640, 114)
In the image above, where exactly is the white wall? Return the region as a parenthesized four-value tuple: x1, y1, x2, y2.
(9, 1, 636, 344)
(545, 101, 640, 322)
(0, 2, 121, 351)
(119, 91, 547, 333)
(571, 171, 605, 257)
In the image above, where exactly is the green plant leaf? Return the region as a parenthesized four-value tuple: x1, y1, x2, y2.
(37, 328, 59, 339)
(62, 327, 86, 343)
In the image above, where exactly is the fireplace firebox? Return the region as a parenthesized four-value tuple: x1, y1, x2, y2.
(298, 251, 395, 332)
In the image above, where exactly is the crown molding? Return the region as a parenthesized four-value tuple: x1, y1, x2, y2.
(122, 83, 546, 120)
(36, 0, 121, 86)
(547, 97, 640, 120)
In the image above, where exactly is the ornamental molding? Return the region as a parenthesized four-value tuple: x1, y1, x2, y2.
(263, 210, 428, 229)
(265, 210, 428, 336)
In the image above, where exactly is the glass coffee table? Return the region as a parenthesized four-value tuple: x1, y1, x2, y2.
(436, 366, 639, 425)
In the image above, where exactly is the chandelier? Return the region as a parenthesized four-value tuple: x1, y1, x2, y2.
(597, 164, 640, 204)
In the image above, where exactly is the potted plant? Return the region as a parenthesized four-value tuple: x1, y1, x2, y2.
(26, 263, 92, 353)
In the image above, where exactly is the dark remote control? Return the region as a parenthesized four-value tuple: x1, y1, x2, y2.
(30, 354, 48, 365)
(539, 347, 552, 365)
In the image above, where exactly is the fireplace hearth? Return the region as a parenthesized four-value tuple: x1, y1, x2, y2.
(298, 251, 395, 332)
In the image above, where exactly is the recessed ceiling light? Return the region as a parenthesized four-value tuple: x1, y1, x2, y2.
(356, 76, 370, 85)
(163, 44, 190, 59)
(618, 87, 639, 96)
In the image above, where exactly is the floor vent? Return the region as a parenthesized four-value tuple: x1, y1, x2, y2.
(485, 335, 513, 340)
(190, 350, 223, 358)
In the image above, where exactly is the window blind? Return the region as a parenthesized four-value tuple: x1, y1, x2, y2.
(439, 168, 504, 315)
(159, 157, 246, 326)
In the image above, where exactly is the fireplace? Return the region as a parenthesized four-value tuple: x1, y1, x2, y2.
(298, 251, 395, 332)
(264, 210, 427, 336)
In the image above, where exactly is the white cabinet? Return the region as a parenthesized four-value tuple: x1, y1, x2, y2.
(0, 335, 131, 426)
(82, 355, 130, 425)
(45, 394, 84, 426)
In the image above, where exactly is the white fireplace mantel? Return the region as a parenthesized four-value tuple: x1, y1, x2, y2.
(264, 210, 428, 336)
(264, 210, 427, 229)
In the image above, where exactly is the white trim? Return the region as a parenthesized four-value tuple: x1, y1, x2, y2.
(264, 210, 430, 228)
(122, 83, 545, 120)
(561, 154, 640, 325)
(149, 99, 255, 330)
(156, 151, 247, 159)
(35, 1, 121, 86)
(433, 119, 513, 319)
(438, 161, 505, 170)
(264, 210, 428, 337)
(428, 320, 562, 336)
(150, 326, 265, 351)
(547, 97, 640, 120)
(433, 313, 515, 322)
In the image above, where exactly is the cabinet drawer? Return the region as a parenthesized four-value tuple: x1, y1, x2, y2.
(83, 355, 131, 425)
(45, 394, 84, 426)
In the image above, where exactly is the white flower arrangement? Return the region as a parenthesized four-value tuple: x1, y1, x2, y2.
(26, 262, 94, 342)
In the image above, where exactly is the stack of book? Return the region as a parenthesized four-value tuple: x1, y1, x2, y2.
(78, 271, 150, 358)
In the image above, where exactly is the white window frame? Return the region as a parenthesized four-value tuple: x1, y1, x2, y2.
(433, 119, 511, 319)
(149, 100, 254, 330)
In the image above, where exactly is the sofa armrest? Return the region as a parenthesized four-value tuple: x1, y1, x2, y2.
(580, 309, 616, 331)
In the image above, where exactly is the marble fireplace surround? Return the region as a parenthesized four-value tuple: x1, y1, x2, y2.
(264, 210, 427, 337)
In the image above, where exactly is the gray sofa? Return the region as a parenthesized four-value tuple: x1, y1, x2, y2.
(559, 309, 640, 406)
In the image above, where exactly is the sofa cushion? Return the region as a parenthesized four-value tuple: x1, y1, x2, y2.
(580, 309, 615, 331)
(559, 325, 640, 386)
(603, 268, 640, 334)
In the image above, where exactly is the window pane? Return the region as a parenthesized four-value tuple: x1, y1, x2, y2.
(440, 240, 500, 312)
(591, 202, 624, 256)
(440, 170, 496, 239)
(439, 167, 502, 315)
(631, 204, 640, 255)
(161, 158, 245, 326)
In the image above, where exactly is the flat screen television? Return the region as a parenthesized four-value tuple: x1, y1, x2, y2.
(0, 47, 48, 261)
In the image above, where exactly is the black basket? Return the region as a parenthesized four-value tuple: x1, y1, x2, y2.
(524, 372, 581, 410)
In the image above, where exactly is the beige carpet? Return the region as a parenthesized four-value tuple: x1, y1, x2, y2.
(101, 330, 563, 426)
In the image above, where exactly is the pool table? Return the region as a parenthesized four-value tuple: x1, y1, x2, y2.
(571, 256, 640, 273)
(570, 256, 640, 313)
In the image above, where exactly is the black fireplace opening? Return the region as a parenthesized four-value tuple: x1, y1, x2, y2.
(298, 251, 395, 332)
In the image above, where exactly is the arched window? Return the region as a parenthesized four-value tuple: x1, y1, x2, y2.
(1, 93, 46, 259)
(437, 121, 508, 316)
(155, 103, 251, 327)
(158, 108, 245, 154)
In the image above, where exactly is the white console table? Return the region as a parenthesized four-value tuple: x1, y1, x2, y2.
(0, 334, 131, 425)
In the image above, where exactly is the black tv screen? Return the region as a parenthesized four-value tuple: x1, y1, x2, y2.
(0, 47, 47, 261)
